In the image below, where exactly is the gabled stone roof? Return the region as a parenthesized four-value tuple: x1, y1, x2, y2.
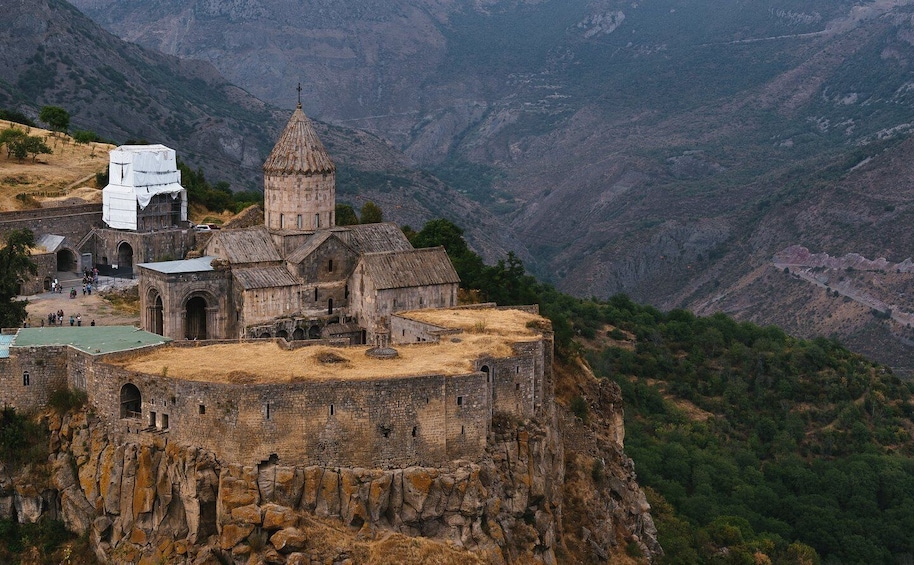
(285, 231, 349, 265)
(232, 266, 300, 290)
(206, 226, 282, 264)
(263, 106, 335, 175)
(359, 247, 460, 290)
(341, 223, 413, 254)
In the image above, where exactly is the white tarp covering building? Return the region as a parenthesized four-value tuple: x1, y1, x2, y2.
(102, 145, 188, 231)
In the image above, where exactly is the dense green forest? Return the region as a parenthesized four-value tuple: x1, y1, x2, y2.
(414, 218, 914, 564)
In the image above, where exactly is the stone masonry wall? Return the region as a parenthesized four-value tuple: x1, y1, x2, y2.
(0, 346, 68, 413)
(19, 252, 56, 296)
(264, 172, 335, 231)
(89, 228, 197, 269)
(0, 204, 102, 244)
(76, 353, 492, 468)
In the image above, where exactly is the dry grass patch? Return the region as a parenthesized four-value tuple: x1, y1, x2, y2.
(400, 307, 543, 340)
(99, 286, 140, 316)
(0, 119, 112, 210)
(118, 308, 545, 383)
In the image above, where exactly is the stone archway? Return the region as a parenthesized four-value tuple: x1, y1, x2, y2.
(120, 383, 142, 419)
(56, 248, 77, 272)
(308, 325, 321, 339)
(185, 296, 208, 340)
(292, 328, 304, 341)
(117, 241, 134, 272)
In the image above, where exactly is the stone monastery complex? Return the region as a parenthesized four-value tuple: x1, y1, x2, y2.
(0, 103, 556, 470)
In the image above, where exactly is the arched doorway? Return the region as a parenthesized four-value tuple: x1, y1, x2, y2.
(308, 325, 321, 339)
(117, 242, 134, 272)
(277, 330, 288, 339)
(292, 328, 304, 341)
(185, 296, 207, 340)
(147, 290, 164, 336)
(56, 249, 77, 272)
(120, 383, 142, 419)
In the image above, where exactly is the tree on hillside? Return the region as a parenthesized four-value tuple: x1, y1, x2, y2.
(359, 201, 383, 224)
(38, 106, 70, 134)
(410, 218, 485, 289)
(0, 128, 26, 158)
(0, 229, 37, 328)
(1, 131, 51, 163)
(22, 136, 52, 162)
(335, 204, 359, 226)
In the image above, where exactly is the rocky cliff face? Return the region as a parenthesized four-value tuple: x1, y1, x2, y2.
(0, 361, 657, 564)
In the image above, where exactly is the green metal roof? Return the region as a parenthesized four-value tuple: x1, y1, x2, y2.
(12, 326, 170, 355)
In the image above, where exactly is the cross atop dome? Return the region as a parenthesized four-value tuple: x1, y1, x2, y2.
(297, 82, 302, 109)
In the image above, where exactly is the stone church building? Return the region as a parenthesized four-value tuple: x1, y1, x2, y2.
(137, 103, 459, 343)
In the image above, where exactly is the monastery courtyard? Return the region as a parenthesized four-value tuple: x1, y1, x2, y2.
(22, 279, 140, 328)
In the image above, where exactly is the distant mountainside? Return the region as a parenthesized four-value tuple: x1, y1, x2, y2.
(0, 0, 520, 261)
(68, 0, 914, 373)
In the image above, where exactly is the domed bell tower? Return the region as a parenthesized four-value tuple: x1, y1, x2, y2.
(263, 85, 336, 231)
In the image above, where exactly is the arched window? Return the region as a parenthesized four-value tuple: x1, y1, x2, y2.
(22, 371, 29, 386)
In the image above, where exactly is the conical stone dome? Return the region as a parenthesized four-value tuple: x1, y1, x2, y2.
(263, 104, 337, 231)
(263, 105, 335, 175)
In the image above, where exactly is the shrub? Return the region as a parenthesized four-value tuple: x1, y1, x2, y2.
(570, 395, 588, 423)
(48, 388, 87, 414)
(71, 130, 100, 144)
(0, 407, 48, 469)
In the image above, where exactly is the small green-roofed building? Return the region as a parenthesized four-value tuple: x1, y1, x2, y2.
(11, 326, 170, 355)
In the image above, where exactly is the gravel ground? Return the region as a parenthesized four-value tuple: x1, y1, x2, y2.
(22, 278, 140, 328)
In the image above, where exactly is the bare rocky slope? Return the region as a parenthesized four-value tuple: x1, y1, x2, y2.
(66, 0, 914, 373)
(0, 357, 659, 564)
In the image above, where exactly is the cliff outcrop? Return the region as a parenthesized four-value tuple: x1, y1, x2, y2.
(0, 358, 659, 564)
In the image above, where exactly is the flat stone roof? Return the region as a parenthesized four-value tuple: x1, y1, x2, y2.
(137, 256, 216, 274)
(12, 326, 170, 355)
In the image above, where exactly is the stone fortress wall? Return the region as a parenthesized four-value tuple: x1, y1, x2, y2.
(0, 204, 103, 244)
(0, 308, 553, 471)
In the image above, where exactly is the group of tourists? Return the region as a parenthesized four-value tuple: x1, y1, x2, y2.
(49, 278, 63, 294)
(43, 310, 94, 327)
(82, 268, 99, 296)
